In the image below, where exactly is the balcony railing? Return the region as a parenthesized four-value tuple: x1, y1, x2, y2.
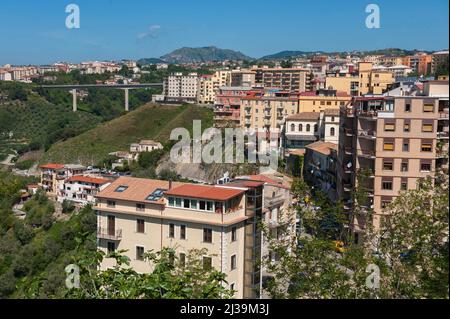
(358, 130, 376, 139)
(358, 149, 376, 159)
(358, 110, 378, 119)
(438, 111, 449, 119)
(437, 131, 449, 139)
(97, 227, 122, 240)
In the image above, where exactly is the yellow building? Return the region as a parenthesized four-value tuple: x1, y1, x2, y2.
(197, 70, 232, 104)
(95, 176, 266, 298)
(240, 91, 299, 132)
(325, 62, 395, 96)
(298, 89, 351, 113)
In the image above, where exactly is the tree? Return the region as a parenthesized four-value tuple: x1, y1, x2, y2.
(280, 60, 293, 68)
(65, 248, 234, 299)
(137, 149, 164, 169)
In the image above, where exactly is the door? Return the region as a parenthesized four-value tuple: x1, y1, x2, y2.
(107, 215, 115, 236)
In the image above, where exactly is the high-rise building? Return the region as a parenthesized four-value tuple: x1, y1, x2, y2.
(337, 80, 449, 242)
(163, 72, 199, 103)
(253, 67, 311, 93)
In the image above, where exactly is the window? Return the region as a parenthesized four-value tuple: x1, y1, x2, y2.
(199, 201, 206, 210)
(230, 283, 235, 291)
(169, 223, 175, 238)
(401, 161, 409, 172)
(383, 141, 394, 151)
(231, 226, 237, 242)
(383, 160, 393, 171)
(421, 142, 433, 152)
(203, 257, 212, 270)
(401, 180, 408, 191)
(190, 199, 198, 209)
(107, 241, 116, 253)
(404, 121, 410, 132)
(203, 228, 212, 243)
(231, 255, 237, 270)
(306, 124, 311, 132)
(136, 203, 145, 212)
(314, 124, 318, 132)
(381, 199, 391, 209)
(291, 123, 295, 132)
(136, 219, 145, 233)
(403, 140, 409, 152)
(382, 181, 393, 190)
(405, 103, 411, 112)
(422, 123, 433, 132)
(115, 185, 128, 192)
(384, 122, 395, 132)
(180, 225, 186, 240)
(206, 201, 213, 211)
(136, 246, 145, 261)
(168, 197, 174, 206)
(107, 200, 115, 208)
(423, 103, 434, 112)
(175, 198, 182, 207)
(183, 198, 190, 208)
(420, 162, 431, 172)
(299, 124, 303, 131)
(179, 253, 186, 267)
(330, 127, 335, 136)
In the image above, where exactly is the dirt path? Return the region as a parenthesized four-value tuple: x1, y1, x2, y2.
(0, 153, 15, 166)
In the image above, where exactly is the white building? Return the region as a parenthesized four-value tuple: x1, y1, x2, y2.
(163, 73, 199, 103)
(0, 70, 12, 81)
(58, 175, 111, 206)
(320, 109, 340, 144)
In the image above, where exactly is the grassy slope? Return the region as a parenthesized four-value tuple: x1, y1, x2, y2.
(42, 103, 213, 165)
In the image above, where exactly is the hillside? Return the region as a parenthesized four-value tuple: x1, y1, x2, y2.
(160, 46, 253, 63)
(259, 50, 320, 60)
(137, 57, 166, 65)
(42, 103, 213, 166)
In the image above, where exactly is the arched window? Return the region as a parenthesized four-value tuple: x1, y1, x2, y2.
(314, 124, 318, 132)
(299, 124, 303, 131)
(306, 124, 311, 132)
(330, 127, 335, 136)
(291, 123, 295, 132)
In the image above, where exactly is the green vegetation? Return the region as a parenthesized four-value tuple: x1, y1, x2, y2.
(263, 168, 449, 299)
(42, 103, 213, 166)
(160, 46, 253, 64)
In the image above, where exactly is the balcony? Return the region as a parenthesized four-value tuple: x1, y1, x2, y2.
(438, 111, 449, 120)
(264, 112, 271, 118)
(344, 128, 354, 136)
(358, 150, 376, 159)
(245, 119, 251, 125)
(358, 110, 378, 120)
(245, 112, 251, 117)
(264, 119, 271, 126)
(343, 183, 352, 192)
(97, 227, 122, 240)
(342, 164, 353, 174)
(269, 219, 280, 228)
(266, 195, 285, 207)
(437, 131, 449, 139)
(344, 147, 354, 155)
(358, 130, 376, 139)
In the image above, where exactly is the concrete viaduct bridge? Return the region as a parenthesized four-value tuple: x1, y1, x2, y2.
(40, 83, 163, 112)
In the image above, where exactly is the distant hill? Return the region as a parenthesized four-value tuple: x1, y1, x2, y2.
(160, 46, 253, 63)
(42, 103, 213, 165)
(137, 57, 166, 65)
(259, 48, 434, 60)
(259, 51, 322, 60)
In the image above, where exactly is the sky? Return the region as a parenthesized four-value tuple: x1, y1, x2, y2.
(0, 0, 448, 65)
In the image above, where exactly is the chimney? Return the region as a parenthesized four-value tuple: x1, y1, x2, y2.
(169, 179, 172, 190)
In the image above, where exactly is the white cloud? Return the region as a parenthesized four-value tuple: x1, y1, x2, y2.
(137, 25, 161, 40)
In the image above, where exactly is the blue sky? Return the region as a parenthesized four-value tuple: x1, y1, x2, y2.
(0, 0, 448, 65)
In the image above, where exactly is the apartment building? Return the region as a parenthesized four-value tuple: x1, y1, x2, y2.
(337, 81, 449, 241)
(298, 89, 351, 113)
(431, 50, 449, 74)
(240, 90, 299, 133)
(95, 176, 266, 298)
(254, 67, 311, 93)
(57, 176, 111, 205)
(197, 74, 215, 104)
(402, 54, 432, 75)
(303, 141, 339, 202)
(213, 86, 257, 128)
(230, 69, 256, 87)
(39, 164, 86, 196)
(325, 62, 395, 96)
(377, 56, 404, 67)
(284, 112, 321, 151)
(163, 73, 199, 103)
(358, 62, 395, 96)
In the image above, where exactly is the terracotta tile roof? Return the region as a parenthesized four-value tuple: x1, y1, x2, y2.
(242, 174, 290, 190)
(286, 112, 320, 121)
(323, 108, 340, 116)
(225, 180, 265, 188)
(67, 176, 110, 185)
(39, 163, 64, 170)
(96, 177, 185, 204)
(165, 184, 245, 201)
(305, 141, 338, 156)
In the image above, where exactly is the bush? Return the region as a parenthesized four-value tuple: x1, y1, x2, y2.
(62, 200, 75, 214)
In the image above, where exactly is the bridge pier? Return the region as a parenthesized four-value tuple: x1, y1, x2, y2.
(124, 88, 129, 112)
(71, 89, 77, 112)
